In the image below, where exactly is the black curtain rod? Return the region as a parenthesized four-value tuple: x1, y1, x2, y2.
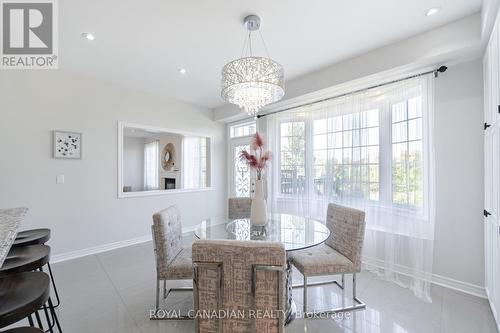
(255, 65, 448, 119)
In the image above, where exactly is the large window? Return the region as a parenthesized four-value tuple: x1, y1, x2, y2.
(274, 88, 426, 210)
(280, 122, 305, 194)
(392, 97, 423, 207)
(230, 121, 256, 138)
(144, 140, 159, 190)
(312, 110, 380, 200)
(268, 76, 435, 302)
(182, 136, 205, 189)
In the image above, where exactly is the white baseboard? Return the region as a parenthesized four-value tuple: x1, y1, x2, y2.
(51, 234, 152, 263)
(363, 257, 487, 299)
(432, 273, 486, 299)
(50, 225, 199, 264)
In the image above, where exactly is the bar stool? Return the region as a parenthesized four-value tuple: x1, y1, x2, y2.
(0, 245, 50, 277)
(0, 247, 62, 332)
(0, 272, 61, 332)
(12, 229, 59, 308)
(12, 230, 51, 247)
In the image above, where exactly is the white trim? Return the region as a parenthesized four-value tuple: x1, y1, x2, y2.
(119, 187, 214, 198)
(363, 257, 486, 299)
(486, 288, 500, 331)
(482, 0, 500, 45)
(117, 121, 214, 198)
(51, 225, 200, 264)
(51, 234, 152, 264)
(432, 273, 487, 299)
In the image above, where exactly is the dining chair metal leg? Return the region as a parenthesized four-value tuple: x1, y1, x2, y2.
(353, 273, 357, 299)
(303, 276, 307, 314)
(155, 278, 160, 311)
(151, 277, 193, 319)
(298, 273, 366, 317)
(292, 277, 344, 290)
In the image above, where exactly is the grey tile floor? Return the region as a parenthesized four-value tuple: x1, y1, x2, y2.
(12, 234, 499, 333)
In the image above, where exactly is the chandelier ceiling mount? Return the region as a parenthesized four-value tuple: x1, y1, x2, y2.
(221, 14, 285, 117)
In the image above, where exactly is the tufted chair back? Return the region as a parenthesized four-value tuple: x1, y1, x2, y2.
(152, 205, 183, 277)
(325, 203, 366, 271)
(228, 197, 252, 219)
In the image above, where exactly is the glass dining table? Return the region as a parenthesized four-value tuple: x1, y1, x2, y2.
(194, 213, 331, 324)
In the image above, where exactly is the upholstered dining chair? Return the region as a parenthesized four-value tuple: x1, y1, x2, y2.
(151, 205, 193, 317)
(228, 197, 252, 219)
(192, 240, 286, 333)
(290, 203, 366, 315)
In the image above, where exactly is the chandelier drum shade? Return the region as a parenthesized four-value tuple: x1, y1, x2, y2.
(221, 15, 285, 116)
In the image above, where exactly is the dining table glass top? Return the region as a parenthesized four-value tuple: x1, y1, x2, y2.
(194, 213, 330, 252)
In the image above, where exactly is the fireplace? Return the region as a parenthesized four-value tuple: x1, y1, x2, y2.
(164, 178, 176, 190)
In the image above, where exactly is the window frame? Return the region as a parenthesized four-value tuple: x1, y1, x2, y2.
(229, 120, 257, 139)
(278, 118, 308, 196)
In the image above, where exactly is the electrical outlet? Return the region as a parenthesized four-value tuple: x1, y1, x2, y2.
(56, 175, 65, 184)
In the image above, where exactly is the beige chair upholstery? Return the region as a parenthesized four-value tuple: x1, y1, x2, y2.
(291, 244, 356, 276)
(290, 203, 366, 314)
(192, 240, 286, 333)
(151, 205, 193, 313)
(228, 197, 252, 219)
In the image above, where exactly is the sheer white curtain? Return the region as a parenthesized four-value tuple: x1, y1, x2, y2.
(266, 75, 436, 301)
(144, 140, 159, 190)
(182, 136, 202, 189)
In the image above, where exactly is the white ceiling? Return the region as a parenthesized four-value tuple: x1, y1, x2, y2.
(60, 0, 481, 109)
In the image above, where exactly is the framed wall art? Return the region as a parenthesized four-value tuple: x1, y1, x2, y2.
(53, 131, 82, 159)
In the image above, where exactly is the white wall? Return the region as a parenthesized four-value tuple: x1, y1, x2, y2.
(123, 136, 144, 191)
(0, 70, 227, 256)
(433, 59, 484, 287)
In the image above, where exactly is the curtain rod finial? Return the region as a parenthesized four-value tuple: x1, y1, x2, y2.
(435, 65, 448, 77)
(438, 65, 447, 73)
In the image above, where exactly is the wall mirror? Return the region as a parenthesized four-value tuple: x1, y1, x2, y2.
(118, 122, 212, 198)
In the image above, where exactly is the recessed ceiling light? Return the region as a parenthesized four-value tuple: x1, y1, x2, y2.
(179, 68, 187, 74)
(425, 7, 441, 17)
(81, 32, 95, 41)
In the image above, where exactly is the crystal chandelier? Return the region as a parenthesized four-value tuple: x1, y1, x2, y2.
(221, 15, 285, 116)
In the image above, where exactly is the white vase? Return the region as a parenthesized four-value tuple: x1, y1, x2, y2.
(250, 179, 267, 226)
